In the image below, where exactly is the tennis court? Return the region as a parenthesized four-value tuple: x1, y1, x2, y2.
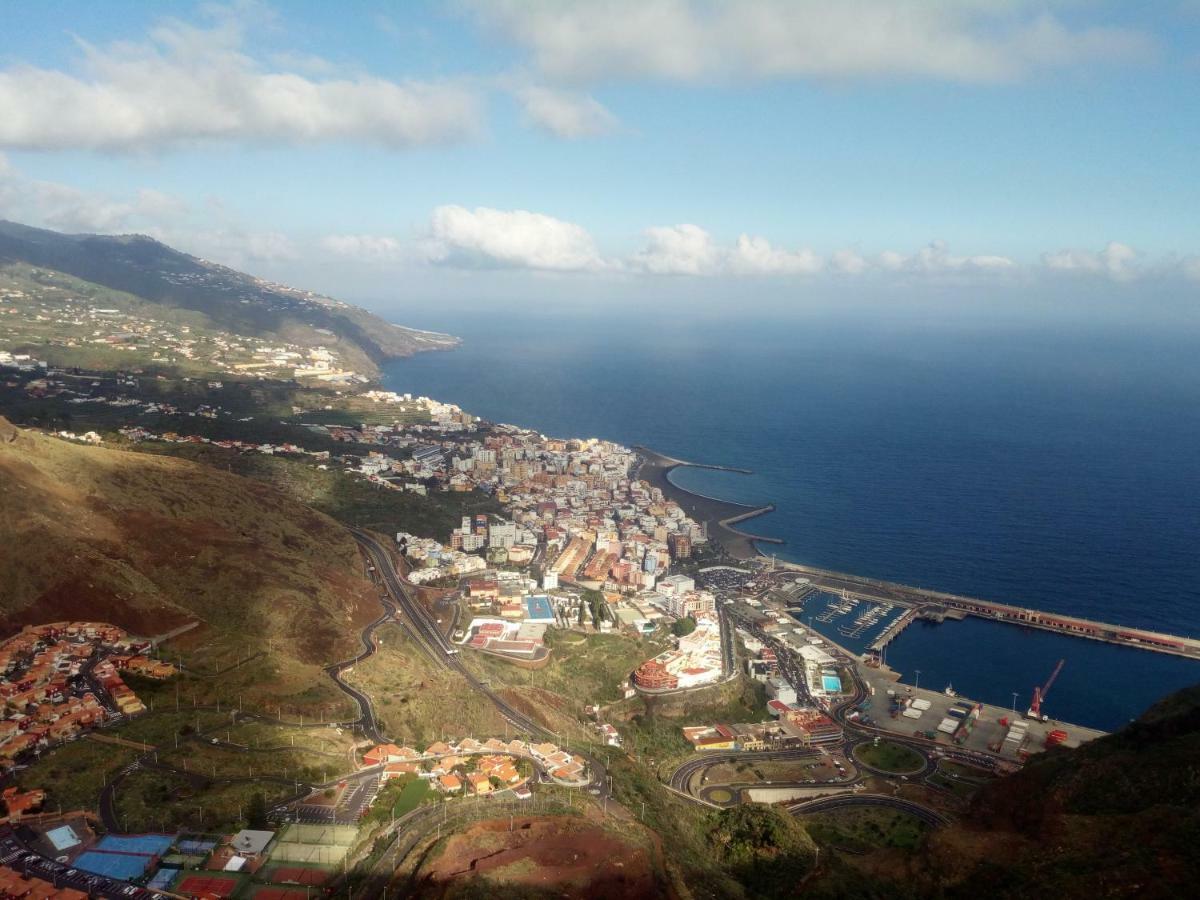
(175, 874, 239, 897)
(268, 824, 354, 865)
(74, 850, 155, 881)
(147, 869, 177, 891)
(278, 825, 358, 844)
(250, 888, 310, 900)
(178, 838, 218, 855)
(267, 842, 348, 865)
(95, 834, 174, 856)
(265, 866, 328, 886)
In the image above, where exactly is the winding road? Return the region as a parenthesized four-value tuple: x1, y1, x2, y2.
(662, 599, 990, 827)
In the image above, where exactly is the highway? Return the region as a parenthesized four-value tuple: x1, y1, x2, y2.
(350, 530, 614, 800)
(352, 529, 548, 738)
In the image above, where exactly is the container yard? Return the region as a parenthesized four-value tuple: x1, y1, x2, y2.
(860, 663, 1107, 756)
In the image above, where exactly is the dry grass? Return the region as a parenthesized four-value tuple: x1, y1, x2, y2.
(0, 419, 375, 673)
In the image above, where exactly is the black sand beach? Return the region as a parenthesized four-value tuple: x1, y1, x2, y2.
(634, 446, 781, 560)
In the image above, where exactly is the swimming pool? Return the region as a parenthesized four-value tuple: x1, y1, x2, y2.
(524, 594, 555, 621)
(822, 675, 843, 693)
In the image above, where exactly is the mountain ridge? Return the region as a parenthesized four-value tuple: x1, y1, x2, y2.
(0, 219, 457, 377)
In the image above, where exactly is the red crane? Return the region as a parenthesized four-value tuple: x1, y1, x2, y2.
(1027, 658, 1065, 721)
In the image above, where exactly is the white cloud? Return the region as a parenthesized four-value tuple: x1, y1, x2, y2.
(186, 228, 298, 265)
(632, 224, 721, 275)
(1042, 241, 1138, 280)
(876, 240, 1016, 273)
(471, 0, 1156, 85)
(321, 234, 408, 263)
(516, 86, 619, 138)
(632, 226, 823, 276)
(829, 249, 867, 275)
(729, 234, 823, 275)
(423, 205, 606, 271)
(0, 161, 189, 233)
(0, 7, 481, 151)
(1182, 256, 1200, 282)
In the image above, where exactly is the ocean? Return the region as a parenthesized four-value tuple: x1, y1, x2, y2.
(381, 306, 1200, 731)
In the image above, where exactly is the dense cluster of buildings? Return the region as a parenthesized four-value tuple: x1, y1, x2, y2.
(0, 623, 174, 773)
(632, 613, 724, 692)
(459, 618, 549, 661)
(360, 735, 587, 789)
(0, 864, 87, 900)
(397, 532, 488, 584)
(365, 423, 707, 590)
(0, 275, 361, 382)
(682, 705, 843, 752)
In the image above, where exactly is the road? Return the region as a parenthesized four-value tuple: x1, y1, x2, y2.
(351, 529, 614, 802)
(788, 793, 951, 827)
(662, 600, 992, 829)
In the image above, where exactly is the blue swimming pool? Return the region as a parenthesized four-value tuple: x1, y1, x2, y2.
(822, 675, 843, 693)
(524, 595, 554, 620)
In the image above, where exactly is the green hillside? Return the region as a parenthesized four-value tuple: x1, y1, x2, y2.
(0, 219, 457, 376)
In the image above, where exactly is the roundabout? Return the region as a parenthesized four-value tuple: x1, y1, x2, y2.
(851, 738, 929, 776)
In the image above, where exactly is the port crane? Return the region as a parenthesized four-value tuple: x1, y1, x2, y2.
(1027, 658, 1065, 722)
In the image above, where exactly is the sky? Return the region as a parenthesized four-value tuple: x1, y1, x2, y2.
(1, 0, 1198, 313)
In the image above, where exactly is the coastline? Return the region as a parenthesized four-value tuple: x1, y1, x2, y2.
(634, 446, 781, 559)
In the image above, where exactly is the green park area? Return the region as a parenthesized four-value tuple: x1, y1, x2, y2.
(852, 739, 926, 775)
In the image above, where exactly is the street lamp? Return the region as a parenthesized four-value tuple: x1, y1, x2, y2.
(914, 669, 921, 691)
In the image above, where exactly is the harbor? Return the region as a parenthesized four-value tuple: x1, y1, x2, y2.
(773, 558, 1200, 661)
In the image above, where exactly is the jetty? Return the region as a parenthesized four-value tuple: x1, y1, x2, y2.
(636, 444, 1199, 663)
(634, 446, 782, 557)
(779, 560, 1200, 661)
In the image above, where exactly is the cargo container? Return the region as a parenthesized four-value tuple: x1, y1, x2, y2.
(937, 718, 958, 734)
(902, 707, 923, 719)
(1044, 729, 1068, 748)
(910, 698, 932, 711)
(946, 708, 966, 720)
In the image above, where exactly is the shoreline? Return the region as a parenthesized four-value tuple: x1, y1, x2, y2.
(634, 445, 1200, 665)
(634, 446, 782, 559)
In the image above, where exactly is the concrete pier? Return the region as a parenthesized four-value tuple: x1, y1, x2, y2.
(776, 561, 1200, 661)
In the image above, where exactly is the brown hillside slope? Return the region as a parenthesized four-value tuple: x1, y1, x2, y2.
(896, 684, 1200, 899)
(0, 417, 373, 662)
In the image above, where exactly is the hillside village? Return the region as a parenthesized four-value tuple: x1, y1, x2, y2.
(0, 623, 174, 776)
(0, 272, 367, 384)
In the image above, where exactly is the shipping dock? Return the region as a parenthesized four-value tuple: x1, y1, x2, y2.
(774, 561, 1200, 660)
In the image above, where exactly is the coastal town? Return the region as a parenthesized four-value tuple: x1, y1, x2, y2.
(2, 220, 1197, 900)
(0, 271, 370, 385)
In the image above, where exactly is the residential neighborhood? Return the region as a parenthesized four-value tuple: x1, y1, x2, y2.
(0, 623, 174, 774)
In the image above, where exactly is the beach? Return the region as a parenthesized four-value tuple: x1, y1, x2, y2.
(634, 446, 779, 560)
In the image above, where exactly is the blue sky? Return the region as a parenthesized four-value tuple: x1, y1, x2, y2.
(1, 1, 1198, 309)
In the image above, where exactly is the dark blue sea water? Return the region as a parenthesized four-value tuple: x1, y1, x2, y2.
(381, 307, 1200, 731)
